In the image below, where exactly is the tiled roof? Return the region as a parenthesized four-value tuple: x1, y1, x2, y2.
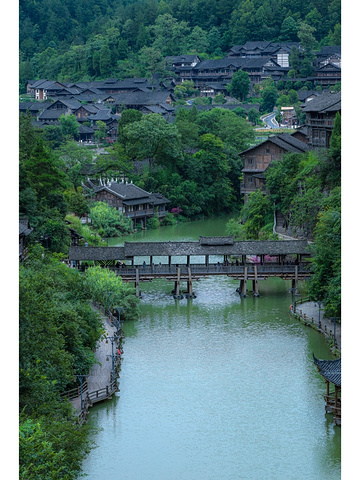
(114, 91, 173, 106)
(316, 46, 341, 56)
(193, 57, 245, 70)
(38, 109, 65, 120)
(302, 92, 341, 113)
(313, 355, 341, 387)
(84, 179, 170, 205)
(269, 133, 309, 153)
(239, 133, 308, 156)
(78, 125, 95, 133)
(242, 41, 272, 51)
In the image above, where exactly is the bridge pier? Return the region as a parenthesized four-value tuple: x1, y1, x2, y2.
(292, 265, 299, 293)
(173, 267, 183, 299)
(135, 267, 141, 297)
(253, 265, 259, 297)
(185, 267, 196, 298)
(238, 266, 248, 297)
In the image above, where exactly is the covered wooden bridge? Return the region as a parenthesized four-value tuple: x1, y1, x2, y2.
(68, 237, 313, 298)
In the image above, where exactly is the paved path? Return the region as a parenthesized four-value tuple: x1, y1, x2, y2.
(70, 305, 118, 413)
(87, 305, 117, 392)
(294, 301, 341, 352)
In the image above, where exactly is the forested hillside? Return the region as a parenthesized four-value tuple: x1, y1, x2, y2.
(19, 0, 341, 84)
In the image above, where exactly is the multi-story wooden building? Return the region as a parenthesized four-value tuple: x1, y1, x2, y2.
(301, 92, 341, 149)
(239, 133, 309, 203)
(83, 179, 171, 229)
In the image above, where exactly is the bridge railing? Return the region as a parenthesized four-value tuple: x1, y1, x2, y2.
(106, 263, 312, 276)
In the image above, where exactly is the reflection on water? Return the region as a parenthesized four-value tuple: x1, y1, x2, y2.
(81, 218, 340, 480)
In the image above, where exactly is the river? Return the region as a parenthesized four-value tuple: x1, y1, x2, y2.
(80, 216, 341, 480)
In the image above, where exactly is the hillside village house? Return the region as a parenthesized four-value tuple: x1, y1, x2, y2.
(240, 133, 309, 203)
(82, 179, 171, 229)
(301, 91, 341, 149)
(227, 41, 301, 68)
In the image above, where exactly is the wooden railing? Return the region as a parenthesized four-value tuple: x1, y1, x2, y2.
(106, 263, 313, 278)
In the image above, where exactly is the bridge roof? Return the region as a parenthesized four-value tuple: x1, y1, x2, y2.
(68, 239, 311, 260)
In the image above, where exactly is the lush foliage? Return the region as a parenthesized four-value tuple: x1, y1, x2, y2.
(84, 266, 140, 319)
(89, 201, 133, 237)
(19, 247, 104, 478)
(307, 188, 341, 316)
(226, 190, 277, 240)
(19, 0, 341, 85)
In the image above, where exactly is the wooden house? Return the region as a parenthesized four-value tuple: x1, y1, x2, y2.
(114, 91, 175, 113)
(301, 92, 341, 149)
(78, 125, 95, 143)
(82, 179, 170, 229)
(165, 55, 201, 84)
(314, 62, 341, 87)
(228, 42, 301, 68)
(239, 133, 309, 203)
(27, 79, 66, 100)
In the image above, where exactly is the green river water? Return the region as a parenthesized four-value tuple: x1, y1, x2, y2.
(80, 216, 341, 480)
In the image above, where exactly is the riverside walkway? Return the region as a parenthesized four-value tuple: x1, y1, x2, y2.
(67, 304, 123, 423)
(293, 301, 341, 353)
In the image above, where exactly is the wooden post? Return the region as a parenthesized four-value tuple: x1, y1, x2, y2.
(174, 267, 181, 296)
(241, 266, 248, 296)
(295, 265, 298, 293)
(135, 267, 140, 297)
(187, 267, 194, 297)
(187, 255, 190, 266)
(253, 264, 259, 296)
(168, 255, 171, 268)
(205, 254, 209, 267)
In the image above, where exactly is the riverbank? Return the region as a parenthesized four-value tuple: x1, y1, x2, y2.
(69, 304, 123, 423)
(292, 301, 341, 355)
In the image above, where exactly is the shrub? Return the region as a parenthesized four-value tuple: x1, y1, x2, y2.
(146, 217, 160, 229)
(161, 213, 177, 226)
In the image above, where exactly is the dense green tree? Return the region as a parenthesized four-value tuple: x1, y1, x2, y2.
(308, 203, 341, 316)
(226, 189, 274, 240)
(260, 85, 278, 113)
(23, 138, 70, 201)
(280, 16, 298, 42)
(174, 106, 200, 147)
(187, 26, 209, 53)
(289, 46, 301, 72)
(84, 265, 139, 317)
(63, 189, 89, 217)
(138, 46, 166, 80)
(188, 134, 233, 215)
(226, 69, 250, 101)
(59, 114, 80, 138)
(195, 108, 254, 152)
(298, 22, 318, 57)
(123, 113, 183, 168)
(89, 201, 133, 237)
(247, 108, 260, 125)
(151, 14, 190, 55)
(94, 120, 108, 144)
